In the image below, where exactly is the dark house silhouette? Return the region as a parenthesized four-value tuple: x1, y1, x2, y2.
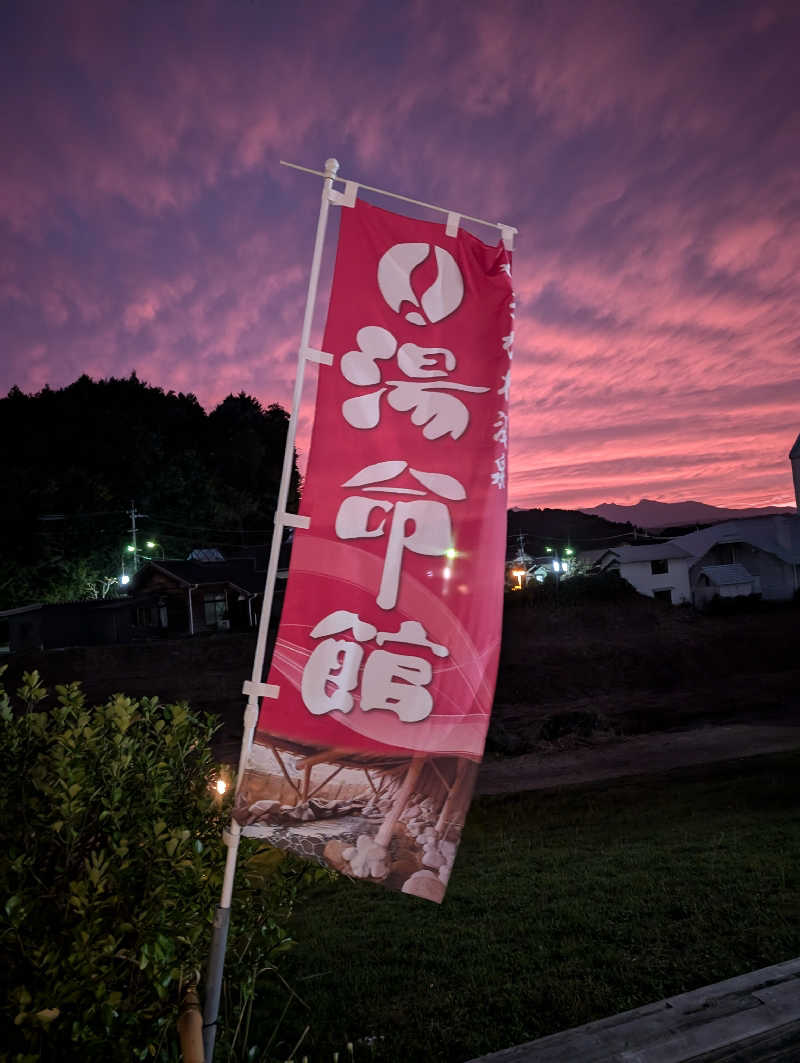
(0, 596, 151, 653)
(0, 539, 293, 653)
(130, 539, 292, 637)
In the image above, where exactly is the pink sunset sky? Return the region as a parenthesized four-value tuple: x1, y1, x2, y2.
(2, 0, 799, 510)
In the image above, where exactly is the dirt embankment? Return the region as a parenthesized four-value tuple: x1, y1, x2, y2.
(4, 597, 799, 780)
(477, 595, 800, 791)
(492, 595, 799, 744)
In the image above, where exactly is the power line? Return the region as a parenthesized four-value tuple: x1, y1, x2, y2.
(37, 510, 126, 520)
(145, 514, 278, 534)
(36, 509, 279, 536)
(505, 526, 669, 545)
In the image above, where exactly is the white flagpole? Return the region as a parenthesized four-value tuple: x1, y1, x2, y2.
(202, 157, 341, 1062)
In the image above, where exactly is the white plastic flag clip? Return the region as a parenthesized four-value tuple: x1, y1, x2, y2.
(242, 680, 281, 700)
(329, 180, 358, 208)
(499, 225, 517, 252)
(446, 212, 461, 237)
(280, 512, 311, 530)
(303, 346, 334, 366)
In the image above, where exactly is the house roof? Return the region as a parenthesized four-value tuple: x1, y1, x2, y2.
(0, 603, 44, 618)
(578, 548, 609, 566)
(699, 563, 755, 587)
(224, 544, 272, 570)
(606, 515, 800, 568)
(188, 548, 226, 562)
(669, 514, 800, 566)
(790, 432, 800, 459)
(133, 559, 265, 595)
(0, 596, 154, 619)
(608, 542, 693, 563)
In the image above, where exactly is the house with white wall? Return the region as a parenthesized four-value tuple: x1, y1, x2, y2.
(596, 542, 694, 603)
(598, 514, 800, 606)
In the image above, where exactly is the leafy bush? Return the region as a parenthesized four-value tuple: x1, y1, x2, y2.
(0, 668, 312, 1062)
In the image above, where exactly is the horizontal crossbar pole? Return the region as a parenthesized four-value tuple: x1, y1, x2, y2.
(279, 160, 518, 236)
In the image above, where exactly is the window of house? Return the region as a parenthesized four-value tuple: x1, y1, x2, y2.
(651, 559, 669, 575)
(653, 588, 672, 603)
(204, 591, 227, 627)
(136, 605, 159, 628)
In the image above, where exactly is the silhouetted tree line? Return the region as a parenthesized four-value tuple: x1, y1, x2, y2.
(506, 507, 634, 552)
(0, 374, 299, 607)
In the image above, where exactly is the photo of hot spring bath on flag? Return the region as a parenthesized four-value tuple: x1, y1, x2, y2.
(236, 177, 516, 904)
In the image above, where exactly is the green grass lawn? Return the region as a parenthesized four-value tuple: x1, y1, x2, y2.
(253, 751, 800, 1062)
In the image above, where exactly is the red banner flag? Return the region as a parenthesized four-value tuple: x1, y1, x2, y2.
(237, 199, 513, 902)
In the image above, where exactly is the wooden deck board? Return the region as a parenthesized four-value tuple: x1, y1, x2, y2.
(465, 958, 800, 1063)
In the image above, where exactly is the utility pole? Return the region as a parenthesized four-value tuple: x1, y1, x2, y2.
(128, 501, 138, 571)
(128, 501, 148, 572)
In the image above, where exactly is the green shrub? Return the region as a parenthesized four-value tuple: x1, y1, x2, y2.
(0, 668, 312, 1062)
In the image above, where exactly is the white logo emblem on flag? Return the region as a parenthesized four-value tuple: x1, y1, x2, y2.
(377, 243, 464, 325)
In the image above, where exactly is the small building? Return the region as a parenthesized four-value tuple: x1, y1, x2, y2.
(693, 563, 759, 608)
(131, 558, 266, 636)
(0, 596, 153, 653)
(129, 536, 292, 637)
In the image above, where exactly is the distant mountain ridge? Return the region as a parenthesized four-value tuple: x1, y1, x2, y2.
(581, 498, 796, 529)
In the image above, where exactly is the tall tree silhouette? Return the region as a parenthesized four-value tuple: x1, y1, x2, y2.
(0, 375, 298, 606)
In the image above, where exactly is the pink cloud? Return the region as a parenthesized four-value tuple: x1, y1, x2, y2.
(2, 0, 799, 516)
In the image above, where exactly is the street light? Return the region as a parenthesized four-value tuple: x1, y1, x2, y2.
(143, 540, 164, 559)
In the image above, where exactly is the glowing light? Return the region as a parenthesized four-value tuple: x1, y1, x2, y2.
(565, 547, 574, 556)
(512, 569, 525, 578)
(443, 567, 452, 579)
(215, 779, 227, 795)
(126, 545, 135, 553)
(445, 548, 457, 559)
(120, 573, 130, 585)
(146, 540, 156, 549)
